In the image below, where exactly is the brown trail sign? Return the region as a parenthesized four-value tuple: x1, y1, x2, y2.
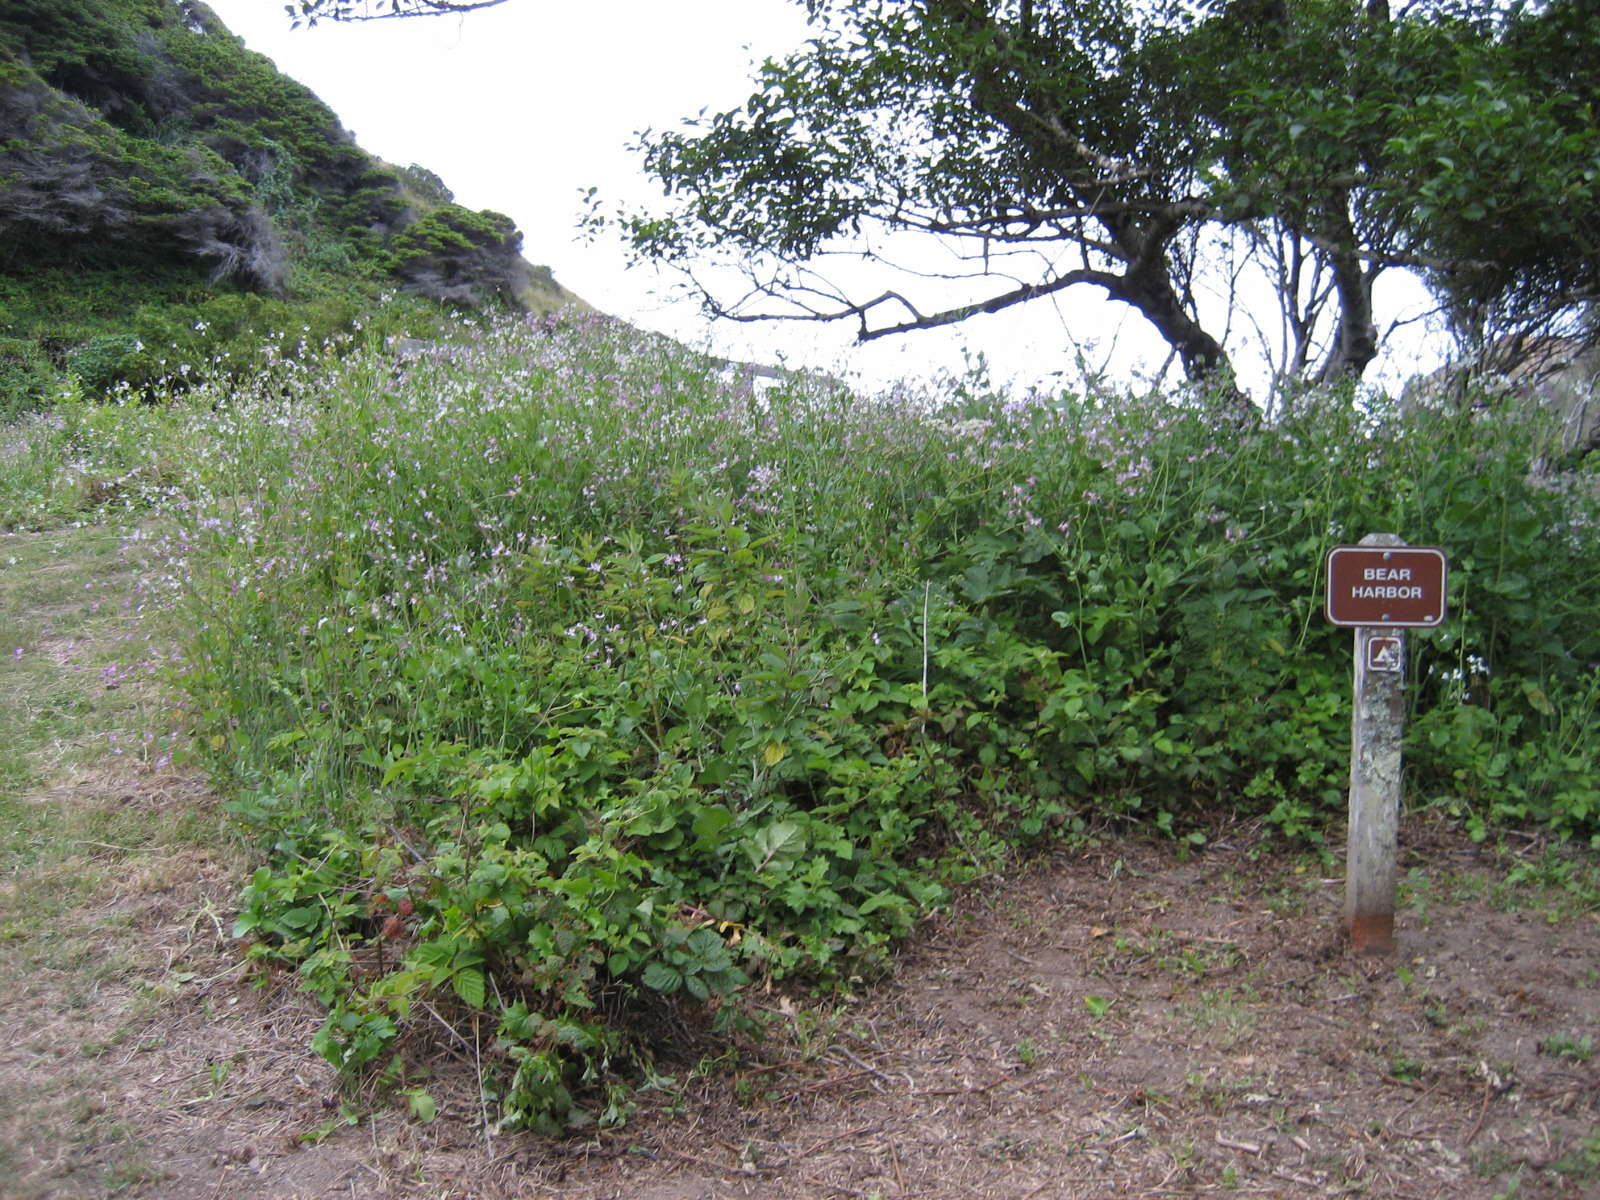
(1325, 544, 1448, 628)
(1326, 535, 1450, 955)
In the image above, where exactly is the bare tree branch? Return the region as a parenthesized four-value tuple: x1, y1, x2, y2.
(855, 269, 1123, 340)
(289, 0, 510, 26)
(697, 260, 1123, 345)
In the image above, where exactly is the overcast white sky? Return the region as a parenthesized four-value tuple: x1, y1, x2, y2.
(204, 0, 1442, 395)
(201, 0, 1193, 390)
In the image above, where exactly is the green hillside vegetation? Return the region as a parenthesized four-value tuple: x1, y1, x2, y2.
(4, 0, 1597, 1147)
(0, 0, 579, 417)
(5, 311, 1595, 1132)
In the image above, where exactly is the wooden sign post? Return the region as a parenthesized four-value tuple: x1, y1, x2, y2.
(1325, 534, 1448, 955)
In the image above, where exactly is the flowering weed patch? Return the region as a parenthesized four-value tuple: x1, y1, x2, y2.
(32, 311, 1595, 1131)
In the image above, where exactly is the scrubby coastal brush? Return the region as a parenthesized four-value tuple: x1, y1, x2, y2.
(9, 309, 1595, 1131)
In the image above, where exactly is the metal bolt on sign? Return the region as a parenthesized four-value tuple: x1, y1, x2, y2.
(1324, 534, 1449, 955)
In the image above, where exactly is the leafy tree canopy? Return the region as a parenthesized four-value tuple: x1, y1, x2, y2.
(281, 0, 1600, 393)
(597, 0, 1599, 396)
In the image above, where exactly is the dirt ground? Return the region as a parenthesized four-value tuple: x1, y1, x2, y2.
(3, 765, 1597, 1200)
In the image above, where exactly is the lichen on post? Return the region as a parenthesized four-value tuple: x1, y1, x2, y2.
(1345, 532, 1406, 955)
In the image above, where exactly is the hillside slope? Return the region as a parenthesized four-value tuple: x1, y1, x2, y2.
(0, 0, 581, 413)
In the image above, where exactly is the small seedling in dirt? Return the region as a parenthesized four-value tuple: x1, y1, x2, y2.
(1084, 994, 1113, 1019)
(688, 1049, 739, 1081)
(1494, 847, 1600, 920)
(648, 1085, 688, 1120)
(404, 1088, 437, 1123)
(299, 1101, 361, 1145)
(978, 1133, 1033, 1161)
(1134, 889, 1174, 914)
(1170, 942, 1241, 977)
(100, 1152, 167, 1192)
(1168, 1139, 1198, 1172)
(1184, 987, 1256, 1046)
(1184, 1070, 1254, 1114)
(776, 1003, 845, 1061)
(1259, 859, 1329, 913)
(66, 1096, 110, 1134)
(1008, 980, 1040, 1010)
(1001, 899, 1040, 932)
(1540, 1032, 1594, 1062)
(1552, 1128, 1600, 1183)
(1015, 1037, 1038, 1067)
(1220, 1164, 1240, 1190)
(206, 1060, 232, 1093)
(1471, 1146, 1518, 1178)
(1387, 1052, 1424, 1083)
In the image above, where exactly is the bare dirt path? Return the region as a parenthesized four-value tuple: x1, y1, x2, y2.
(3, 525, 1598, 1199)
(6, 804, 1598, 1199)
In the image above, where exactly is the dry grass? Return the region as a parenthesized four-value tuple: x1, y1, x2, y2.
(5, 787, 1598, 1200)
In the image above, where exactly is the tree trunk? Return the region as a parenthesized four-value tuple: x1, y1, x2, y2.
(1110, 260, 1257, 421)
(1317, 199, 1379, 382)
(939, 0, 1255, 420)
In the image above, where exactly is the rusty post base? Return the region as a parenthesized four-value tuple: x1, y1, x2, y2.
(1348, 910, 1395, 956)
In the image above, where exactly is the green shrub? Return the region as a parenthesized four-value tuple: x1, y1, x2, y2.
(66, 334, 147, 395)
(0, 337, 55, 421)
(388, 205, 526, 305)
(74, 312, 1595, 1130)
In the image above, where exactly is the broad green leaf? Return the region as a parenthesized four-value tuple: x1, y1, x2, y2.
(641, 962, 682, 993)
(280, 905, 321, 931)
(747, 820, 807, 871)
(452, 967, 487, 1009)
(692, 805, 735, 846)
(407, 1089, 438, 1123)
